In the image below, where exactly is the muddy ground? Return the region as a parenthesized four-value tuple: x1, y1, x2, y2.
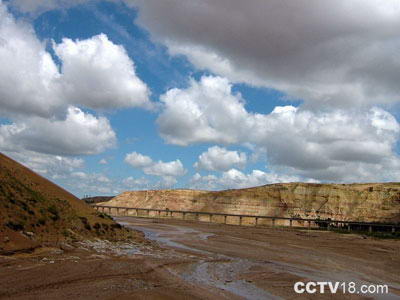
(0, 217, 399, 299)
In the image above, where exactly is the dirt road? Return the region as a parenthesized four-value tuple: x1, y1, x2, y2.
(0, 217, 399, 299)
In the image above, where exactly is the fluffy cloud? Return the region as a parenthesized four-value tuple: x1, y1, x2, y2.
(194, 146, 247, 171)
(122, 176, 149, 188)
(130, 0, 400, 108)
(68, 172, 151, 196)
(71, 172, 110, 183)
(0, 2, 62, 118)
(0, 1, 152, 162)
(99, 158, 108, 165)
(1, 149, 84, 179)
(0, 106, 116, 156)
(125, 152, 186, 186)
(54, 34, 151, 110)
(143, 160, 186, 177)
(69, 172, 119, 195)
(125, 152, 153, 168)
(0, 2, 151, 118)
(9, 0, 400, 109)
(157, 76, 249, 145)
(123, 175, 176, 191)
(191, 169, 300, 190)
(158, 76, 400, 182)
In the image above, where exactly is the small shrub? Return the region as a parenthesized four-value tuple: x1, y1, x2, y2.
(5, 221, 24, 231)
(79, 216, 88, 224)
(111, 223, 122, 230)
(97, 213, 112, 220)
(48, 205, 59, 215)
(48, 205, 60, 221)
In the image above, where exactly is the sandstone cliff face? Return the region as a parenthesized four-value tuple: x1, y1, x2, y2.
(100, 183, 400, 223)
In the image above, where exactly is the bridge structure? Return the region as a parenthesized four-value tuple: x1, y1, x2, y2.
(92, 205, 400, 234)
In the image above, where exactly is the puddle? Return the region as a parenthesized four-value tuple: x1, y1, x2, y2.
(119, 221, 213, 255)
(116, 217, 400, 300)
(117, 218, 279, 299)
(181, 259, 282, 300)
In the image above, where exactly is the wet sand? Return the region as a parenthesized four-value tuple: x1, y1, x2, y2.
(1, 217, 399, 299)
(118, 217, 400, 299)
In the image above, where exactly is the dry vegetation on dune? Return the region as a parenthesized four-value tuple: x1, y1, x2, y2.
(0, 153, 144, 255)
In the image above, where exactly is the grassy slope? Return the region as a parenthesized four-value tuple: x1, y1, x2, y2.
(0, 153, 142, 254)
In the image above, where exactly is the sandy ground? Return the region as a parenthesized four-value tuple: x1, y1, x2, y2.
(0, 217, 399, 299)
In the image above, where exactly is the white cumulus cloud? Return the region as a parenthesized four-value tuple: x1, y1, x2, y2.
(157, 76, 249, 146)
(1, 150, 84, 180)
(0, 2, 62, 118)
(191, 169, 300, 190)
(99, 158, 108, 165)
(158, 76, 400, 182)
(54, 34, 151, 110)
(0, 2, 151, 118)
(125, 152, 153, 168)
(125, 152, 186, 187)
(0, 1, 153, 163)
(194, 146, 247, 171)
(0, 106, 116, 156)
(143, 160, 186, 177)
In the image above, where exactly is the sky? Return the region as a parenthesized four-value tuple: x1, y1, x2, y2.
(1, 0, 400, 197)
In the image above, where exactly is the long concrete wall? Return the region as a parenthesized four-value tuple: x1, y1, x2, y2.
(93, 205, 399, 233)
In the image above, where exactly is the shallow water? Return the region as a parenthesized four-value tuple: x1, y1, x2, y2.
(116, 217, 400, 300)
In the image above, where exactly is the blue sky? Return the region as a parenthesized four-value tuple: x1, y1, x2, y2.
(1, 0, 400, 197)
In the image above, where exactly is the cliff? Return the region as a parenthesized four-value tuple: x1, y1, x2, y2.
(99, 183, 400, 223)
